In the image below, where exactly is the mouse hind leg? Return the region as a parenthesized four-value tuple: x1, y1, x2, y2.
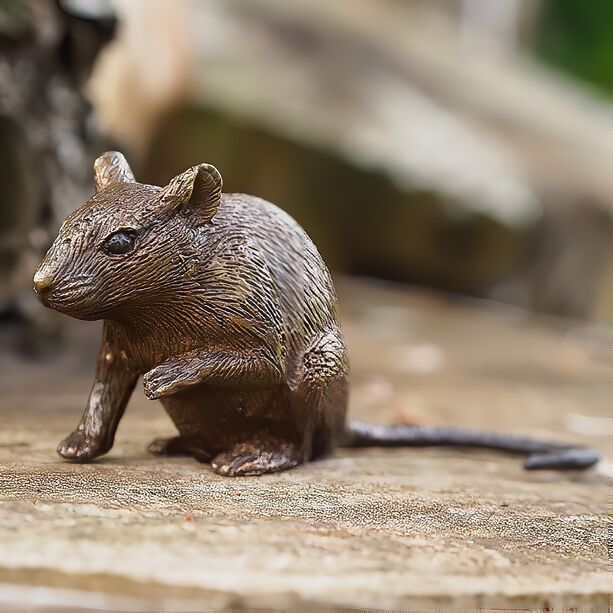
(210, 329, 349, 477)
(151, 330, 349, 477)
(207, 387, 308, 477)
(289, 328, 349, 460)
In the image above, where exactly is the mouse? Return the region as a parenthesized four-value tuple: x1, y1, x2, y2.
(32, 151, 599, 476)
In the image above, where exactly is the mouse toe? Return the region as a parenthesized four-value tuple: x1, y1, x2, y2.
(210, 440, 303, 477)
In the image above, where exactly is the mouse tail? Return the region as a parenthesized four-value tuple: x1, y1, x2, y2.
(341, 421, 599, 470)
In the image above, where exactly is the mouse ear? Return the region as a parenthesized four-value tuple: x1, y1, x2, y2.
(161, 163, 222, 225)
(94, 151, 135, 191)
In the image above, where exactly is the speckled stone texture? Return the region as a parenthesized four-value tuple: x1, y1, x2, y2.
(0, 279, 611, 610)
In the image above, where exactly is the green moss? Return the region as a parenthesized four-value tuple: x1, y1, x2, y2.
(535, 0, 613, 96)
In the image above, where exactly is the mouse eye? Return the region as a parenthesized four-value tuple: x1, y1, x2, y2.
(104, 230, 136, 255)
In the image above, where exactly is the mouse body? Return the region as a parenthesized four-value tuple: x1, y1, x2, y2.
(34, 152, 348, 475)
(33, 152, 599, 475)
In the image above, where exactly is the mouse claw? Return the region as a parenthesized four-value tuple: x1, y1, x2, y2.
(143, 362, 202, 399)
(143, 379, 165, 399)
(143, 366, 178, 399)
(57, 429, 109, 462)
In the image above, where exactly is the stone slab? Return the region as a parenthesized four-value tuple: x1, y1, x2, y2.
(0, 279, 611, 609)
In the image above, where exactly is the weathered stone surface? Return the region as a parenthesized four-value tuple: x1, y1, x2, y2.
(0, 279, 610, 609)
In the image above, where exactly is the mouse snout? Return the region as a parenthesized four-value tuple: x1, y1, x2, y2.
(33, 266, 55, 294)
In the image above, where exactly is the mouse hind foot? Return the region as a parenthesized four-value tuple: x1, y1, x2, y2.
(211, 439, 304, 477)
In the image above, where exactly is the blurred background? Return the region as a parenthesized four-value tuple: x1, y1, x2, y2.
(1, 0, 613, 356)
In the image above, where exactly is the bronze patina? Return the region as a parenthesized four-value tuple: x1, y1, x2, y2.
(33, 152, 599, 475)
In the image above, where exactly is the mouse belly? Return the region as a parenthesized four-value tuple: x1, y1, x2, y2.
(158, 383, 305, 458)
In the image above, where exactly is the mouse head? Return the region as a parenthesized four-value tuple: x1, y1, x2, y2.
(33, 151, 223, 320)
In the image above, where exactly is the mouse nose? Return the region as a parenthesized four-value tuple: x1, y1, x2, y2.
(33, 269, 54, 293)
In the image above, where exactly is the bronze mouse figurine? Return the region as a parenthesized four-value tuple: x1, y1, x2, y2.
(33, 152, 599, 476)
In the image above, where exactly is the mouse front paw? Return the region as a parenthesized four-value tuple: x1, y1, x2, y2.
(57, 430, 109, 462)
(143, 365, 187, 399)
